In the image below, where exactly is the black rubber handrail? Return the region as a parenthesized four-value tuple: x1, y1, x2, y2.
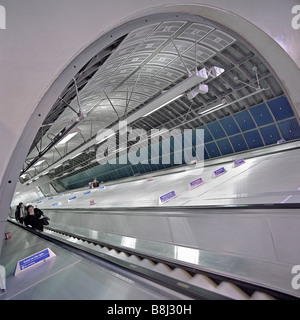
(42, 203, 300, 213)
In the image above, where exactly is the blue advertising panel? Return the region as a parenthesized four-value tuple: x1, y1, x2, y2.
(15, 248, 56, 275)
(213, 167, 227, 177)
(189, 178, 204, 190)
(51, 202, 62, 207)
(159, 190, 177, 205)
(277, 138, 286, 145)
(233, 158, 245, 167)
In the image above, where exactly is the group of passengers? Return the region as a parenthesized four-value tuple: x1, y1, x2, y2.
(15, 202, 49, 231)
(88, 177, 100, 189)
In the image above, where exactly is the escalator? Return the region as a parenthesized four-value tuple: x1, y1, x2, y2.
(5, 217, 297, 300)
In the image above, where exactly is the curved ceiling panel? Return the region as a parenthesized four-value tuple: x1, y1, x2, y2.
(20, 17, 300, 189)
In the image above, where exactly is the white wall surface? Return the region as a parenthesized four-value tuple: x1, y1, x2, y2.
(0, 0, 300, 255)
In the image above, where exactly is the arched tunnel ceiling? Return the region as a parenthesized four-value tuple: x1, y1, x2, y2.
(21, 19, 300, 188)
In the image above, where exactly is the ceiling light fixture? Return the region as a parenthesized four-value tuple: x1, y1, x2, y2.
(187, 84, 209, 100)
(70, 152, 83, 159)
(57, 128, 80, 145)
(142, 94, 184, 117)
(96, 132, 116, 144)
(33, 157, 46, 166)
(198, 87, 269, 117)
(198, 98, 228, 115)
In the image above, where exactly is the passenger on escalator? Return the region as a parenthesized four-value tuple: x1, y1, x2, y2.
(24, 205, 45, 231)
(92, 177, 99, 188)
(15, 202, 26, 225)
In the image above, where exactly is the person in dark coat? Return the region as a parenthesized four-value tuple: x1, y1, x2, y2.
(24, 205, 44, 231)
(15, 202, 26, 224)
(92, 177, 99, 188)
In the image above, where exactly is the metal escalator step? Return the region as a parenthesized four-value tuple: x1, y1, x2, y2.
(216, 281, 250, 300)
(40, 227, 280, 300)
(99, 247, 110, 254)
(169, 268, 193, 282)
(107, 249, 119, 257)
(139, 259, 156, 269)
(153, 263, 172, 274)
(250, 291, 276, 300)
(57, 234, 70, 240)
(117, 252, 130, 260)
(189, 273, 218, 291)
(127, 255, 142, 264)
(83, 242, 98, 249)
(90, 243, 105, 252)
(68, 237, 81, 244)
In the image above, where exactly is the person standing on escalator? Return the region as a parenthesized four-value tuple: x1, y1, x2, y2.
(15, 202, 26, 225)
(24, 205, 45, 231)
(92, 177, 99, 188)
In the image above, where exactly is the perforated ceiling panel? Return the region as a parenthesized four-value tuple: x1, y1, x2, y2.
(22, 18, 300, 188)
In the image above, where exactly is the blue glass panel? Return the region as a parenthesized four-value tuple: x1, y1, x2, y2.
(278, 118, 300, 141)
(205, 142, 221, 158)
(268, 96, 294, 121)
(204, 147, 209, 159)
(119, 167, 128, 178)
(199, 125, 213, 143)
(233, 110, 256, 131)
(196, 128, 205, 144)
(122, 166, 130, 176)
(104, 172, 112, 181)
(143, 164, 150, 173)
(259, 124, 281, 145)
(133, 163, 141, 174)
(229, 135, 248, 152)
(249, 103, 274, 126)
(130, 166, 139, 175)
(219, 116, 240, 136)
(110, 171, 119, 180)
(206, 122, 226, 140)
(244, 130, 264, 149)
(216, 138, 233, 155)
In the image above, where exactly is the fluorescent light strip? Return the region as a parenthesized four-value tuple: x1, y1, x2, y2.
(57, 132, 79, 145)
(199, 88, 268, 116)
(96, 132, 115, 144)
(142, 94, 184, 117)
(33, 159, 45, 166)
(70, 152, 83, 159)
(199, 99, 227, 115)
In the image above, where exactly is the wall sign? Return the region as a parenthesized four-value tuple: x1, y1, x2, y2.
(189, 178, 204, 190)
(15, 248, 56, 275)
(233, 158, 245, 167)
(213, 167, 227, 178)
(159, 190, 177, 205)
